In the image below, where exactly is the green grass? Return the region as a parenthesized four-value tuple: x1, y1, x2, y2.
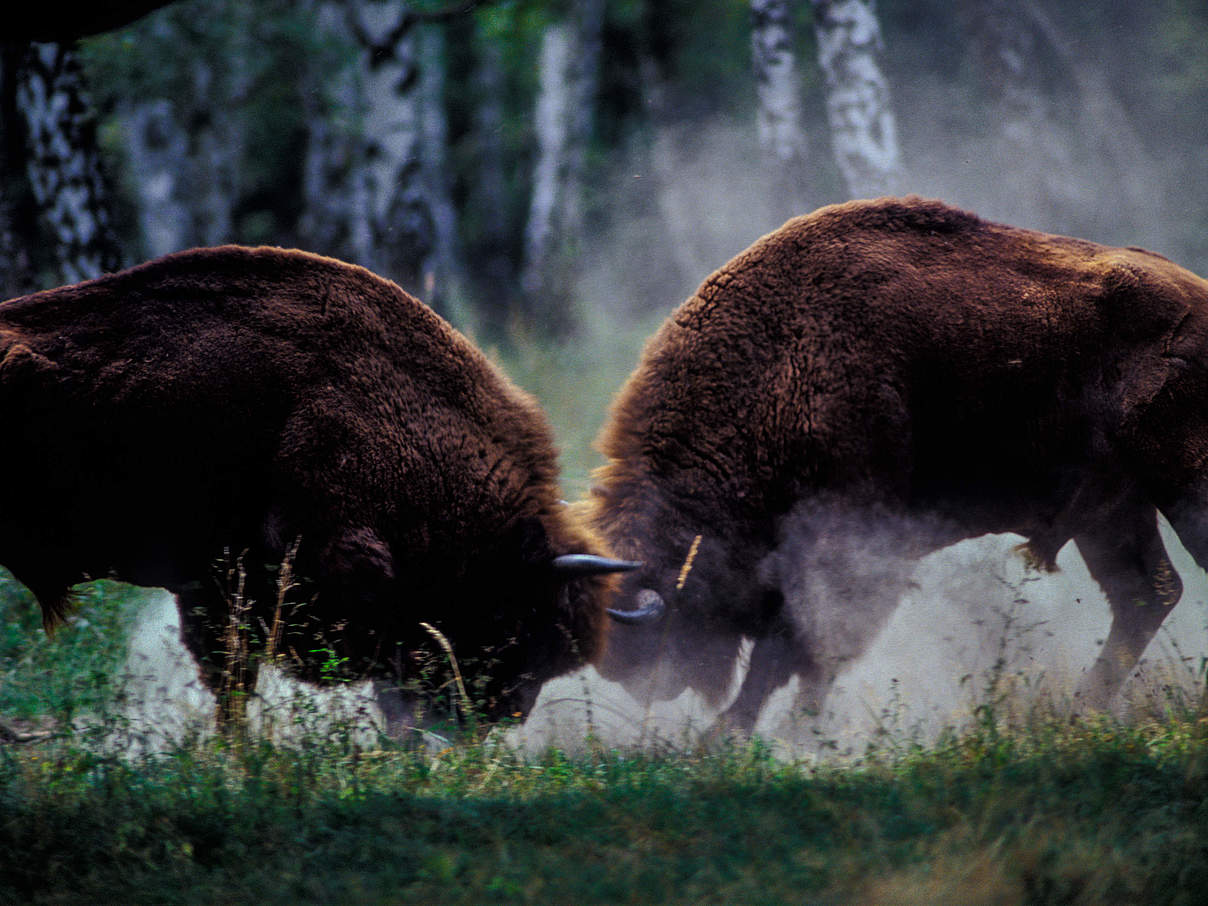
(1, 710, 1207, 903)
(0, 570, 157, 725)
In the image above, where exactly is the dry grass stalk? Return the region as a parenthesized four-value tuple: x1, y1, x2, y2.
(420, 621, 472, 721)
(676, 534, 702, 591)
(263, 537, 302, 663)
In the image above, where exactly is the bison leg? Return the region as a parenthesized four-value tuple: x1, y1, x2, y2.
(1073, 502, 1182, 710)
(710, 628, 802, 735)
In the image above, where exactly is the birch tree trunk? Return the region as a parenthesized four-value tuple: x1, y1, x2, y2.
(15, 43, 122, 283)
(300, 0, 375, 267)
(810, 0, 903, 198)
(113, 9, 244, 258)
(957, 0, 1078, 228)
(751, 0, 810, 218)
(521, 0, 605, 334)
(301, 0, 460, 309)
(118, 99, 190, 258)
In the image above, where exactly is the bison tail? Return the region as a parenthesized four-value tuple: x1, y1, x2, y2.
(37, 588, 78, 636)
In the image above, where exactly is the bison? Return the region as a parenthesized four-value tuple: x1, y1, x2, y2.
(586, 196, 1208, 734)
(0, 245, 639, 727)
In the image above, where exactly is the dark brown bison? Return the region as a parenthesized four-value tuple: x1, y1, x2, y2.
(0, 245, 638, 726)
(586, 196, 1208, 733)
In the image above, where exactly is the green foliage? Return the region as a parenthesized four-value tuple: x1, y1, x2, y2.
(0, 571, 154, 722)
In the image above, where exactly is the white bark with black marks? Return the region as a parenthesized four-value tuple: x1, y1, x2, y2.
(751, 0, 809, 213)
(16, 43, 121, 282)
(521, 0, 605, 331)
(301, 0, 458, 305)
(811, 0, 903, 198)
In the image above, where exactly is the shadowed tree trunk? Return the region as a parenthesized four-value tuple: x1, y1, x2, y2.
(300, 0, 461, 310)
(14, 43, 122, 283)
(300, 0, 375, 268)
(465, 23, 516, 332)
(810, 0, 903, 198)
(119, 99, 190, 258)
(957, 0, 1080, 229)
(521, 0, 605, 336)
(751, 0, 810, 219)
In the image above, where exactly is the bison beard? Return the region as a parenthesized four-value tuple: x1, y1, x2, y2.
(0, 245, 636, 729)
(587, 196, 1208, 734)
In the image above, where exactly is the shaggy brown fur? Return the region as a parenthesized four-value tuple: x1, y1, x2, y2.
(587, 196, 1208, 732)
(0, 245, 619, 722)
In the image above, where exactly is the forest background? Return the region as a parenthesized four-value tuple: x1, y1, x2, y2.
(3, 0, 1208, 487)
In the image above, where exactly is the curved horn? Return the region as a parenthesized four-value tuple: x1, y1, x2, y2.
(607, 588, 666, 625)
(550, 554, 642, 577)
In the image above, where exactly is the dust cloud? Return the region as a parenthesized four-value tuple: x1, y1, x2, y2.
(96, 591, 391, 757)
(511, 521, 1208, 760)
(106, 519, 1208, 761)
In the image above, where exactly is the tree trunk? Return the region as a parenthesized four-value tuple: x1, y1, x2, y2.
(957, 0, 1078, 229)
(185, 56, 242, 248)
(113, 8, 245, 258)
(521, 0, 605, 335)
(636, 57, 713, 292)
(299, 0, 374, 267)
(14, 43, 122, 283)
(466, 24, 515, 331)
(300, 0, 459, 310)
(810, 0, 903, 198)
(959, 0, 1161, 239)
(750, 0, 810, 218)
(119, 99, 190, 258)
(415, 24, 462, 308)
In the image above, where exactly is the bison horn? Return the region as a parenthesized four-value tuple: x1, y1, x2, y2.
(550, 554, 642, 577)
(607, 588, 666, 625)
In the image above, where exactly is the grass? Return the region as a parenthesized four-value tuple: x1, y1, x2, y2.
(1, 707, 1207, 903)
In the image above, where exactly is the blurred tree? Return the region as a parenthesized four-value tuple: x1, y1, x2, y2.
(810, 0, 902, 198)
(750, 0, 810, 218)
(299, 0, 462, 309)
(957, 0, 1162, 241)
(11, 43, 123, 284)
(1, 0, 176, 294)
(521, 0, 606, 336)
(464, 16, 515, 331)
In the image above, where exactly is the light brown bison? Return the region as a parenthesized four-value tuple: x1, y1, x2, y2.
(587, 196, 1208, 733)
(0, 245, 638, 725)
